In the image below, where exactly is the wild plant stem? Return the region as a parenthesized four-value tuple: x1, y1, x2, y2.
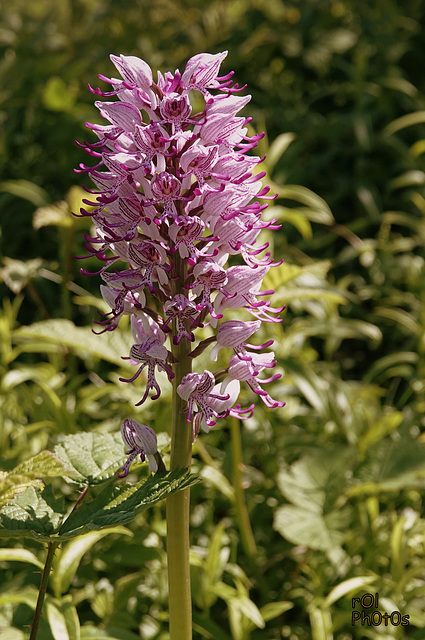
(230, 416, 257, 558)
(166, 255, 193, 640)
(29, 540, 60, 640)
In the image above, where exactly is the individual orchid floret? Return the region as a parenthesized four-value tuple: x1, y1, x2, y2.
(177, 371, 230, 428)
(181, 51, 229, 96)
(120, 315, 174, 405)
(118, 419, 162, 477)
(97, 284, 145, 332)
(210, 319, 272, 361)
(223, 353, 285, 409)
(163, 294, 200, 344)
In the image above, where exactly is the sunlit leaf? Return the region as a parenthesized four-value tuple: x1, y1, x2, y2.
(323, 576, 377, 607)
(0, 485, 65, 541)
(14, 319, 132, 368)
(54, 432, 127, 486)
(0, 547, 44, 569)
(0, 180, 49, 206)
(0, 257, 44, 294)
(33, 201, 73, 229)
(274, 504, 347, 550)
(58, 469, 199, 538)
(46, 596, 80, 640)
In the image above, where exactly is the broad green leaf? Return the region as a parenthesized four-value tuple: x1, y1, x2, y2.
(0, 547, 44, 569)
(273, 505, 347, 551)
(46, 596, 80, 640)
(0, 485, 65, 541)
(0, 257, 44, 294)
(0, 451, 72, 509)
(0, 629, 25, 640)
(323, 576, 377, 607)
(13, 450, 74, 480)
(0, 587, 39, 609)
(277, 456, 329, 512)
(308, 604, 333, 640)
(58, 469, 199, 538)
(0, 474, 43, 510)
(52, 527, 132, 597)
(33, 201, 73, 229)
(14, 319, 132, 368)
(54, 432, 127, 486)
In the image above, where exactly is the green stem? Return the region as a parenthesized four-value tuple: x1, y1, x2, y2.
(166, 255, 193, 640)
(230, 416, 257, 558)
(29, 540, 60, 640)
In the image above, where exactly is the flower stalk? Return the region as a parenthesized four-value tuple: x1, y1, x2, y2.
(166, 267, 193, 637)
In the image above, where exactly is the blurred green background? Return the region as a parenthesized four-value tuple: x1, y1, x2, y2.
(1, 0, 425, 639)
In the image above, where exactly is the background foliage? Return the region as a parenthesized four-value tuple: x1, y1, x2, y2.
(1, 0, 425, 638)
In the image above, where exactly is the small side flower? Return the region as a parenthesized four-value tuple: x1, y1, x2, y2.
(118, 419, 164, 477)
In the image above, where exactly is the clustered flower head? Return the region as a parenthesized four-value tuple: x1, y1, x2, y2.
(77, 51, 285, 476)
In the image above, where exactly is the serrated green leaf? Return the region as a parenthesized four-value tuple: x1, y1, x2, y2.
(14, 319, 131, 368)
(52, 527, 132, 597)
(54, 432, 127, 486)
(0, 485, 65, 541)
(13, 450, 75, 480)
(0, 451, 73, 510)
(58, 469, 199, 538)
(0, 475, 44, 510)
